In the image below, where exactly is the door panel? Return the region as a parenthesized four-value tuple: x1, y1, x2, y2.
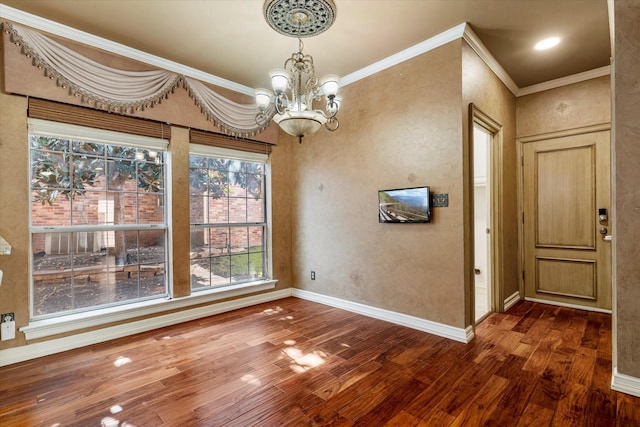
(523, 130, 611, 310)
(536, 257, 595, 300)
(535, 146, 595, 248)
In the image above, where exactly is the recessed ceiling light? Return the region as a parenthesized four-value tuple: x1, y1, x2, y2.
(535, 37, 561, 50)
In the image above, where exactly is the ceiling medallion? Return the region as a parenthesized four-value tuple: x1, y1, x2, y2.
(263, 0, 337, 38)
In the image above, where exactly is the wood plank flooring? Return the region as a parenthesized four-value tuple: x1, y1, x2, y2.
(1, 298, 639, 426)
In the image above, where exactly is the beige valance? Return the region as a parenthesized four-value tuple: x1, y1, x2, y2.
(2, 21, 275, 138)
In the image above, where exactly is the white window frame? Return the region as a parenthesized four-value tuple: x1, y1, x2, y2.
(188, 143, 273, 292)
(28, 119, 171, 320)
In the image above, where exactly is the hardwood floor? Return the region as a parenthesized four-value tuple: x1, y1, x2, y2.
(1, 298, 639, 426)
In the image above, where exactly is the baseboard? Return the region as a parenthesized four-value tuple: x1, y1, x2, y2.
(524, 297, 612, 314)
(292, 289, 473, 343)
(1, 287, 475, 366)
(504, 291, 521, 311)
(611, 367, 640, 398)
(0, 288, 293, 367)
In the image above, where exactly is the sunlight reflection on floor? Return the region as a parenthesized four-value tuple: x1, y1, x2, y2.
(241, 373, 262, 386)
(282, 347, 327, 373)
(113, 356, 131, 367)
(262, 306, 283, 315)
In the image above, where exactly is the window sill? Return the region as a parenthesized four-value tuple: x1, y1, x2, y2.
(21, 279, 278, 340)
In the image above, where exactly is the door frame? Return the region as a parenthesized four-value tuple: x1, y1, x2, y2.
(516, 123, 611, 310)
(469, 104, 504, 324)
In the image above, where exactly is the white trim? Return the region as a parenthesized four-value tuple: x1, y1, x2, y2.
(28, 118, 169, 149)
(607, 0, 615, 57)
(189, 143, 269, 162)
(1, 287, 290, 367)
(518, 66, 611, 97)
(524, 297, 612, 314)
(340, 23, 467, 88)
(504, 291, 521, 311)
(292, 289, 473, 343)
(462, 25, 519, 95)
(0, 5, 613, 101)
(0, 4, 255, 97)
(21, 280, 278, 340)
(611, 367, 640, 398)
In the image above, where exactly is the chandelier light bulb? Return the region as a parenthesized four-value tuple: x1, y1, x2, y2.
(254, 88, 273, 110)
(269, 69, 290, 94)
(320, 74, 340, 97)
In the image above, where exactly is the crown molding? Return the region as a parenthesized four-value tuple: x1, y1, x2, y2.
(462, 24, 520, 95)
(340, 23, 467, 87)
(0, 3, 255, 96)
(517, 65, 611, 97)
(0, 4, 614, 106)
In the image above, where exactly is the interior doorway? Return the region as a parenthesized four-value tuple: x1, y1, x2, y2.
(473, 124, 492, 321)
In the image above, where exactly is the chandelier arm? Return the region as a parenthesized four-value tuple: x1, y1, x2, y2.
(315, 107, 338, 121)
(274, 94, 288, 114)
(325, 117, 339, 132)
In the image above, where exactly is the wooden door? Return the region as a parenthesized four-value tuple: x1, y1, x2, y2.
(522, 129, 611, 310)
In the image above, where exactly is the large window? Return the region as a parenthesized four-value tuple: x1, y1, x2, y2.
(29, 119, 168, 318)
(189, 146, 268, 290)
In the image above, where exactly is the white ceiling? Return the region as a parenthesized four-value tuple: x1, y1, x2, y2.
(0, 1, 611, 93)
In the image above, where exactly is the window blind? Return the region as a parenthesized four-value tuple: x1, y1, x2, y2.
(190, 129, 272, 156)
(28, 98, 171, 140)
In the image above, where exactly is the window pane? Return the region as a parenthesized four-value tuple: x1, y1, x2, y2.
(31, 196, 71, 227)
(72, 247, 112, 310)
(248, 226, 264, 251)
(75, 157, 106, 191)
(229, 198, 247, 223)
(137, 160, 164, 192)
(31, 135, 70, 152)
(120, 193, 139, 224)
(190, 196, 206, 224)
(230, 227, 249, 253)
(191, 257, 211, 288)
(208, 228, 230, 255)
(106, 159, 135, 190)
(72, 140, 104, 156)
(211, 256, 231, 286)
(106, 144, 136, 160)
(190, 229, 206, 253)
(209, 196, 229, 223)
(248, 253, 264, 280)
(230, 254, 250, 281)
(137, 193, 164, 224)
(137, 230, 166, 299)
(247, 197, 264, 223)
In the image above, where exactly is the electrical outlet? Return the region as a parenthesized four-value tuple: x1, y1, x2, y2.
(1, 313, 15, 341)
(311, 271, 316, 280)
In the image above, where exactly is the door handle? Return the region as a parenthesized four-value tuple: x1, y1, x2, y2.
(604, 235, 612, 242)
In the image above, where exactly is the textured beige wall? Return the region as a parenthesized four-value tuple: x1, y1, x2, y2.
(0, 39, 30, 349)
(461, 42, 518, 324)
(290, 41, 467, 328)
(614, 0, 640, 379)
(516, 76, 611, 137)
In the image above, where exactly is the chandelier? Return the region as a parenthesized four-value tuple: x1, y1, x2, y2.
(255, 0, 342, 143)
